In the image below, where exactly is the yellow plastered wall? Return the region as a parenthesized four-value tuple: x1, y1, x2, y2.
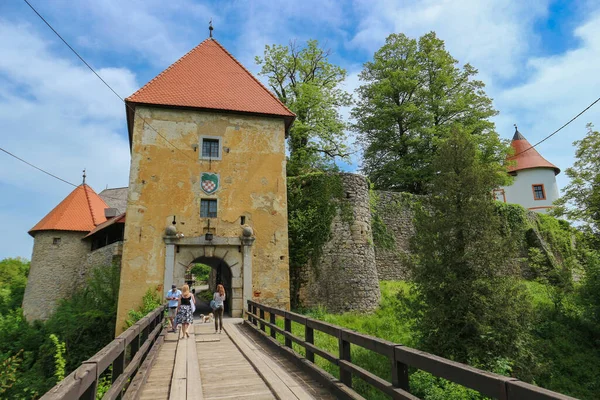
(115, 106, 290, 334)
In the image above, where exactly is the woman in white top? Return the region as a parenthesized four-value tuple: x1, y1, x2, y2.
(213, 284, 226, 334)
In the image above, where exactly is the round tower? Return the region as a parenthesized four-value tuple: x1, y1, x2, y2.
(23, 184, 108, 321)
(499, 126, 560, 213)
(299, 173, 381, 312)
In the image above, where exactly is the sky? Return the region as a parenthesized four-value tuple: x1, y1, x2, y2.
(1, 0, 599, 259)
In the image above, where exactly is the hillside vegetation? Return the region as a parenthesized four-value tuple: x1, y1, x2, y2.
(0, 259, 162, 399)
(292, 280, 600, 399)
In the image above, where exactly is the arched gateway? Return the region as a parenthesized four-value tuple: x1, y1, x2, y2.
(165, 230, 255, 317)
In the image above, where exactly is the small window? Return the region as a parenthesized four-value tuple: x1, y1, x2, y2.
(202, 138, 221, 160)
(53, 237, 61, 245)
(200, 199, 218, 218)
(532, 184, 546, 200)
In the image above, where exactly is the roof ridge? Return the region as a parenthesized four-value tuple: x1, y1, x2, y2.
(126, 39, 212, 101)
(210, 39, 295, 116)
(83, 184, 108, 226)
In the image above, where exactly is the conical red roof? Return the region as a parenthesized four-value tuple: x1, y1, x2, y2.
(126, 39, 294, 120)
(507, 128, 560, 175)
(29, 185, 109, 236)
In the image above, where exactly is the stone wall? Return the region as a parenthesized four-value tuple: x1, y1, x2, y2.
(79, 241, 123, 282)
(299, 174, 381, 313)
(23, 231, 90, 321)
(372, 191, 419, 280)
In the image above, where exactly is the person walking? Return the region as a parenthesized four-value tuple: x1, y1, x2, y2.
(213, 284, 226, 334)
(176, 284, 195, 339)
(166, 284, 181, 332)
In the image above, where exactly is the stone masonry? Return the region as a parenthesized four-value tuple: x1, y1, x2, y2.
(299, 173, 381, 313)
(372, 191, 418, 280)
(23, 231, 90, 321)
(79, 241, 123, 280)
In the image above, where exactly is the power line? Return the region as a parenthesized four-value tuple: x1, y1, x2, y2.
(0, 146, 129, 202)
(514, 96, 600, 156)
(0, 146, 77, 187)
(22, 0, 196, 163)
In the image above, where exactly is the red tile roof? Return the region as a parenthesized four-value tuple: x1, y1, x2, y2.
(507, 129, 560, 175)
(29, 185, 109, 236)
(126, 39, 295, 120)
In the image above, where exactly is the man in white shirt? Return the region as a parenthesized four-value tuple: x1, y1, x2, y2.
(166, 284, 182, 332)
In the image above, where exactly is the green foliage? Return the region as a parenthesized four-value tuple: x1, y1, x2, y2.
(353, 32, 503, 194)
(190, 263, 211, 282)
(0, 351, 21, 396)
(580, 250, 600, 331)
(0, 257, 30, 314)
(96, 366, 112, 399)
(553, 123, 600, 236)
(44, 263, 121, 372)
(125, 288, 163, 328)
(523, 281, 600, 399)
(256, 39, 352, 175)
(409, 127, 531, 368)
(197, 289, 213, 303)
(287, 173, 351, 306)
(49, 334, 66, 382)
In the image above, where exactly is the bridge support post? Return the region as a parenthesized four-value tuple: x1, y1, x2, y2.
(392, 346, 410, 392)
(305, 325, 314, 363)
(284, 315, 292, 348)
(259, 309, 266, 332)
(270, 312, 277, 339)
(339, 331, 352, 388)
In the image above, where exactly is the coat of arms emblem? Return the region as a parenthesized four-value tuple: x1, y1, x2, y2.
(200, 173, 219, 194)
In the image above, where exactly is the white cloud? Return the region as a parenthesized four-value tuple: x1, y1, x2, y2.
(349, 0, 550, 81)
(0, 20, 136, 258)
(494, 11, 600, 190)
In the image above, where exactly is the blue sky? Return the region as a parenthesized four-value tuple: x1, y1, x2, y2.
(1, 0, 599, 259)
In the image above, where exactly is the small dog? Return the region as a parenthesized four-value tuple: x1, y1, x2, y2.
(198, 313, 214, 323)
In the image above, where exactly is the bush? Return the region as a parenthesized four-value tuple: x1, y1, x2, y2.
(0, 258, 30, 315)
(125, 287, 163, 328)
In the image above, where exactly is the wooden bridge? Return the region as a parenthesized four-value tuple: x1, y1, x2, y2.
(41, 301, 577, 400)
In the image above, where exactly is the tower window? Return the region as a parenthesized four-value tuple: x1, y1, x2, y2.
(53, 237, 61, 245)
(200, 199, 218, 218)
(532, 184, 546, 200)
(199, 136, 222, 160)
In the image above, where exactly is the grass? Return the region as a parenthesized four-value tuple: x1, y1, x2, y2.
(258, 280, 599, 399)
(262, 281, 483, 399)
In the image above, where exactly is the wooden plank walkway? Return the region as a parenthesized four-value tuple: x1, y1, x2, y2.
(136, 317, 334, 400)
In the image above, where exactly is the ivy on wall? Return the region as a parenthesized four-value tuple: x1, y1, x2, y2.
(287, 173, 351, 307)
(369, 188, 396, 250)
(372, 193, 583, 286)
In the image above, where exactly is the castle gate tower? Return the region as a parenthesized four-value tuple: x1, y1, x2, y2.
(115, 38, 295, 332)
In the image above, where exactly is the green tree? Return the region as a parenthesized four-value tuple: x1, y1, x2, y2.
(353, 32, 498, 194)
(256, 40, 352, 175)
(190, 263, 211, 282)
(0, 257, 30, 314)
(44, 263, 121, 371)
(553, 123, 600, 238)
(409, 126, 530, 367)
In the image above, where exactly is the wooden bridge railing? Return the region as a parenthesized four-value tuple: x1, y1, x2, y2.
(41, 304, 167, 400)
(246, 300, 576, 400)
